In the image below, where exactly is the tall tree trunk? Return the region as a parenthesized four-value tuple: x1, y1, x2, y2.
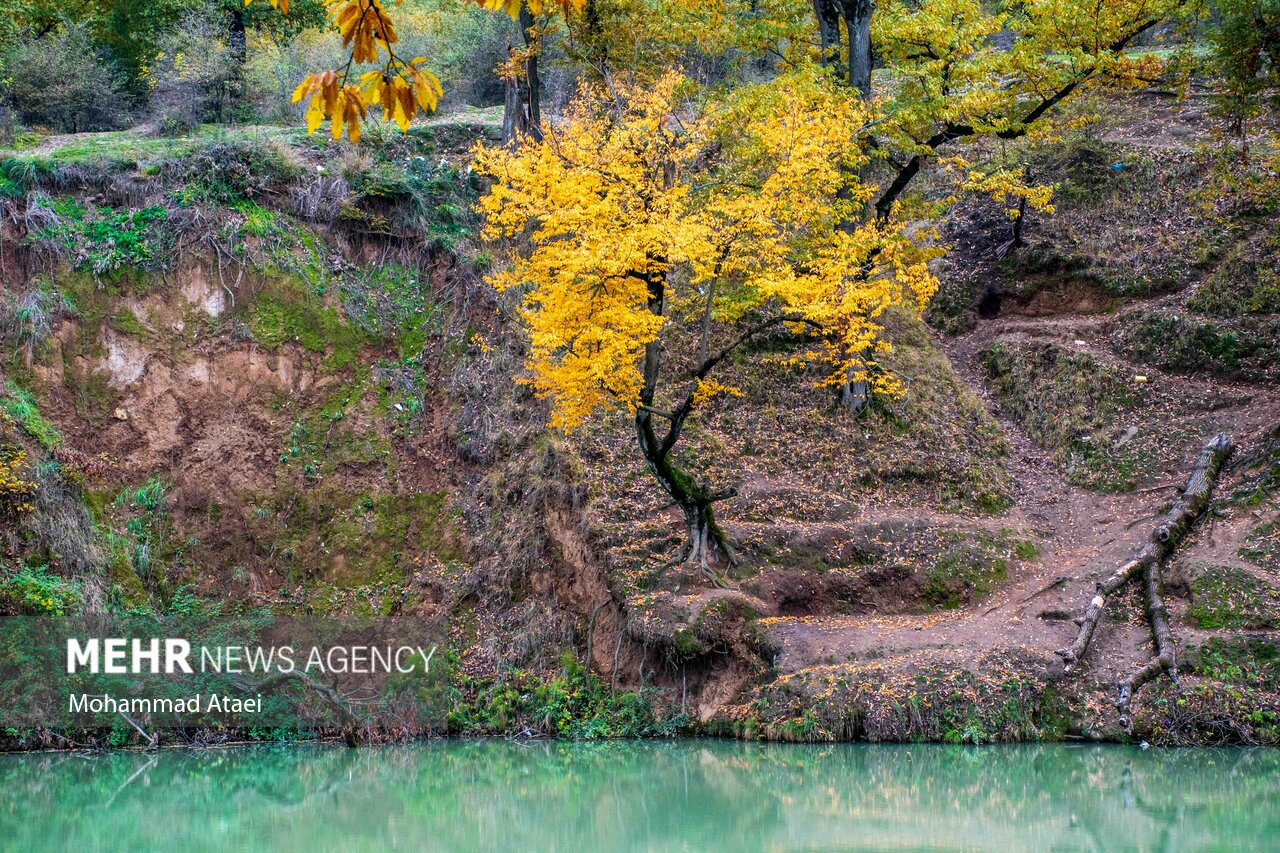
(634, 270, 736, 580)
(841, 0, 873, 96)
(813, 0, 843, 71)
(824, 0, 875, 411)
(226, 7, 248, 122)
(502, 42, 522, 145)
(519, 4, 544, 142)
(0, 100, 13, 146)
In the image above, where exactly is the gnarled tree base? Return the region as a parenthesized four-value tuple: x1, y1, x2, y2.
(1056, 433, 1234, 731)
(662, 503, 740, 589)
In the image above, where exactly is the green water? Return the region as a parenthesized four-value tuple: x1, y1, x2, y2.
(1, 741, 1276, 852)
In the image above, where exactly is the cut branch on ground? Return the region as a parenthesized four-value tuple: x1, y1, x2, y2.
(1056, 433, 1234, 729)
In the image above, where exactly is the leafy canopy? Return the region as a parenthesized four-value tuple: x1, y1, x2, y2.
(473, 69, 937, 430)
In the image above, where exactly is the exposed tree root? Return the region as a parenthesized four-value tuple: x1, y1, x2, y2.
(661, 515, 740, 590)
(1056, 433, 1234, 729)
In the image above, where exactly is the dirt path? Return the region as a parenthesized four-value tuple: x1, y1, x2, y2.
(763, 286, 1278, 683)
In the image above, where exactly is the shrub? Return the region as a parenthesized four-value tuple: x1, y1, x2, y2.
(0, 286, 72, 362)
(0, 438, 38, 522)
(146, 12, 242, 135)
(171, 138, 301, 204)
(1206, 0, 1280, 140)
(0, 27, 128, 133)
(0, 563, 80, 616)
(29, 204, 169, 275)
(1115, 310, 1280, 385)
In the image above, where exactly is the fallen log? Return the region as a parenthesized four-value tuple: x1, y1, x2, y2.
(1056, 433, 1234, 725)
(1116, 558, 1179, 729)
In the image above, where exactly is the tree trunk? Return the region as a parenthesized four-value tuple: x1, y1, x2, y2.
(1056, 433, 1234, 729)
(840, 369, 869, 415)
(519, 4, 544, 143)
(635, 411, 737, 577)
(0, 100, 13, 147)
(634, 269, 737, 582)
(228, 8, 247, 65)
(226, 7, 248, 122)
(825, 0, 875, 410)
(502, 44, 522, 145)
(813, 0, 843, 71)
(841, 0, 874, 95)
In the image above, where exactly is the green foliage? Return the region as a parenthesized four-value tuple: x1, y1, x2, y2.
(1191, 637, 1280, 692)
(107, 476, 176, 589)
(230, 199, 282, 238)
(449, 650, 686, 739)
(0, 285, 72, 360)
(983, 342, 1134, 447)
(1189, 229, 1280, 317)
(1187, 564, 1280, 630)
(1114, 310, 1279, 383)
(0, 564, 81, 616)
(1012, 539, 1041, 560)
(31, 204, 169, 275)
(1067, 436, 1142, 494)
(1205, 0, 1280, 137)
(2, 381, 62, 450)
(110, 307, 151, 339)
(342, 154, 478, 249)
(1, 25, 130, 133)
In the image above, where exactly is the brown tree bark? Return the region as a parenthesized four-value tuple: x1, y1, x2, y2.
(519, 3, 544, 143)
(840, 0, 874, 96)
(1056, 433, 1234, 728)
(634, 268, 738, 582)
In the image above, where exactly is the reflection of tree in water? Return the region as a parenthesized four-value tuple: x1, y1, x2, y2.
(1, 743, 1278, 850)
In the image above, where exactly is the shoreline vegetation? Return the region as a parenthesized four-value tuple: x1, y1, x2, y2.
(2, 0, 1279, 755)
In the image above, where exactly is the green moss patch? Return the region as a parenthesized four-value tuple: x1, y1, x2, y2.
(982, 340, 1146, 492)
(923, 538, 1010, 610)
(257, 487, 463, 587)
(2, 381, 62, 450)
(720, 649, 1069, 744)
(246, 274, 372, 370)
(1187, 564, 1280, 630)
(1187, 636, 1280, 692)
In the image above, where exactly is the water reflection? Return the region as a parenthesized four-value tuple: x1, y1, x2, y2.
(1, 740, 1275, 851)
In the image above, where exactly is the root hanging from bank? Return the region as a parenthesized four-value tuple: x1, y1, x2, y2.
(1056, 433, 1234, 730)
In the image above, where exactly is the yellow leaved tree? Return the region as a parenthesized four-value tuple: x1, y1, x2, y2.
(474, 69, 936, 576)
(261, 0, 585, 141)
(863, 0, 1196, 220)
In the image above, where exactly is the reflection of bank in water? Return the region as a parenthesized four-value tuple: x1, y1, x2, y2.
(1, 740, 1276, 851)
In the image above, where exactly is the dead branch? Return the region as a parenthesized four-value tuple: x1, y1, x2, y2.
(117, 711, 157, 750)
(1058, 433, 1234, 730)
(1116, 557, 1180, 730)
(236, 670, 360, 726)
